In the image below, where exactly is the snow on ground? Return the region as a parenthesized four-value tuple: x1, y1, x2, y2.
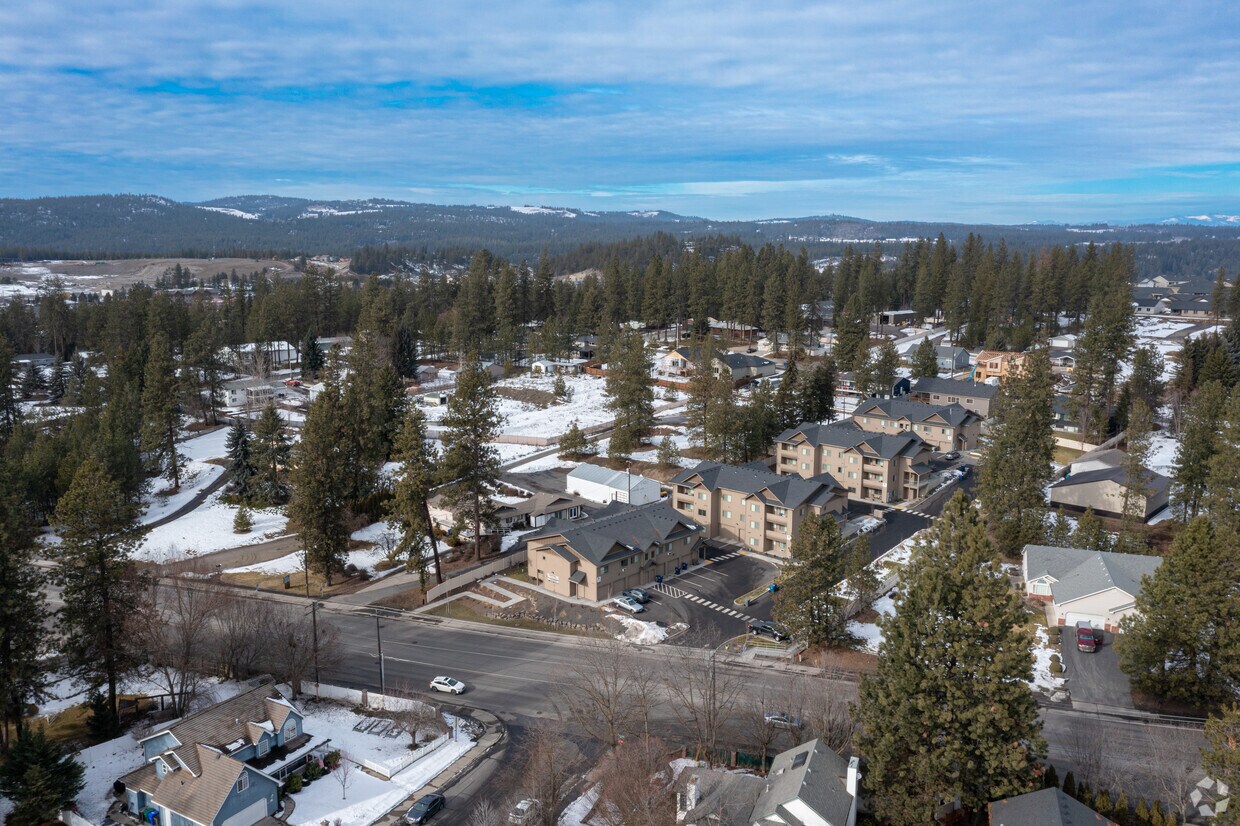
(37, 670, 248, 719)
(181, 426, 231, 461)
(846, 592, 897, 654)
(628, 428, 698, 468)
(1146, 432, 1178, 477)
(226, 544, 391, 576)
(138, 461, 224, 525)
(558, 783, 601, 826)
(607, 613, 671, 645)
(1123, 317, 1226, 383)
(508, 451, 582, 473)
(74, 733, 147, 823)
(1029, 625, 1068, 693)
(136, 490, 288, 563)
(426, 373, 615, 437)
(494, 442, 544, 463)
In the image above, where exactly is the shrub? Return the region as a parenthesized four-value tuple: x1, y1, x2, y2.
(233, 506, 253, 534)
(323, 751, 341, 770)
(284, 773, 303, 794)
(1049, 653, 1061, 666)
(1049, 662, 1064, 674)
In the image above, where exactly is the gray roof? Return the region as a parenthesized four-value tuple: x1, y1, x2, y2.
(911, 376, 998, 400)
(527, 500, 699, 565)
(778, 421, 928, 460)
(1023, 545, 1162, 604)
(670, 461, 844, 509)
(567, 464, 662, 497)
(718, 351, 774, 369)
(853, 397, 979, 428)
(1051, 465, 1170, 498)
(989, 787, 1114, 826)
(679, 769, 765, 826)
(750, 739, 855, 826)
(936, 344, 970, 359)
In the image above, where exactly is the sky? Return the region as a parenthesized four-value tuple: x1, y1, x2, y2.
(2, 1, 1239, 223)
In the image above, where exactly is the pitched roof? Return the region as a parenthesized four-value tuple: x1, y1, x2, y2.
(1023, 545, 1163, 604)
(989, 787, 1115, 826)
(670, 461, 844, 509)
(750, 739, 855, 826)
(1051, 465, 1170, 498)
(910, 376, 998, 400)
(853, 397, 978, 427)
(717, 351, 774, 369)
(527, 500, 699, 565)
(567, 464, 661, 496)
(495, 491, 589, 519)
(777, 421, 928, 460)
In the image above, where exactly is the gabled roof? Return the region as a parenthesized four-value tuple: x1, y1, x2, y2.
(566, 464, 660, 496)
(750, 739, 855, 826)
(496, 491, 589, 519)
(853, 397, 978, 428)
(910, 376, 998, 400)
(989, 787, 1115, 826)
(1051, 465, 1170, 498)
(527, 500, 699, 566)
(1023, 545, 1162, 604)
(670, 461, 844, 509)
(717, 351, 774, 369)
(778, 421, 928, 460)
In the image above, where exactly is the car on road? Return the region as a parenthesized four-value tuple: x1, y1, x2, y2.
(763, 711, 804, 730)
(509, 799, 540, 824)
(622, 588, 651, 604)
(855, 516, 883, 535)
(746, 346, 758, 353)
(1075, 622, 1098, 653)
(405, 793, 446, 824)
(614, 595, 646, 614)
(429, 676, 466, 694)
(747, 620, 789, 641)
(942, 450, 960, 460)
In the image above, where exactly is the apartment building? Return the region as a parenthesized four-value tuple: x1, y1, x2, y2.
(908, 376, 998, 418)
(852, 397, 982, 453)
(669, 460, 847, 557)
(775, 421, 936, 504)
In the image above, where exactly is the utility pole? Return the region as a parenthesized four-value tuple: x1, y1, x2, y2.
(310, 601, 323, 689)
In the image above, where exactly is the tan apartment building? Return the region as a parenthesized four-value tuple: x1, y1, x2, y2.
(908, 376, 998, 418)
(973, 350, 1026, 383)
(669, 461, 847, 557)
(852, 397, 983, 453)
(775, 422, 936, 504)
(524, 501, 703, 601)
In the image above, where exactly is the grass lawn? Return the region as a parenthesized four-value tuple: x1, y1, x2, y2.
(220, 568, 365, 597)
(1053, 445, 1086, 464)
(7, 694, 156, 748)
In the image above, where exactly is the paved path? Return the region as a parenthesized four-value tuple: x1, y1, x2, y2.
(162, 533, 300, 573)
(141, 470, 230, 532)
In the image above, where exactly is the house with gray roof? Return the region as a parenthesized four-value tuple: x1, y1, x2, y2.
(657, 345, 777, 383)
(989, 786, 1116, 825)
(525, 500, 703, 600)
(908, 376, 998, 417)
(118, 679, 308, 826)
(670, 461, 847, 557)
(775, 421, 935, 504)
(852, 397, 982, 453)
(935, 344, 971, 372)
(1022, 544, 1163, 632)
(1049, 450, 1170, 520)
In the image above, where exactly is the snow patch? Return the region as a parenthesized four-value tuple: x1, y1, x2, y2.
(608, 613, 671, 645)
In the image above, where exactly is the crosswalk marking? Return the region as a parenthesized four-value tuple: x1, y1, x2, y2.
(654, 583, 690, 598)
(652, 582, 755, 622)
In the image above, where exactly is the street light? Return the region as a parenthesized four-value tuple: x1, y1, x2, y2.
(305, 601, 325, 692)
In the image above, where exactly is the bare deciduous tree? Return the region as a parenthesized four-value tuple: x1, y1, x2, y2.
(786, 676, 859, 755)
(559, 639, 663, 746)
(264, 603, 341, 697)
(332, 750, 354, 800)
(519, 720, 579, 826)
(662, 648, 745, 767)
(215, 592, 275, 679)
(135, 575, 223, 715)
(1143, 727, 1207, 823)
(467, 799, 505, 826)
(734, 692, 783, 770)
(594, 737, 675, 826)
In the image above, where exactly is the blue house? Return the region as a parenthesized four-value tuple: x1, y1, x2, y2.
(119, 681, 308, 826)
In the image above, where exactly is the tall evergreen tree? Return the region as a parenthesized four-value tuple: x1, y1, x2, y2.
(978, 348, 1056, 555)
(0, 727, 85, 826)
(225, 419, 257, 500)
(300, 331, 324, 378)
(1206, 388, 1240, 532)
(288, 387, 350, 586)
(1117, 399, 1153, 551)
(0, 462, 47, 748)
(439, 358, 503, 560)
(1071, 506, 1114, 552)
(1127, 344, 1165, 413)
(797, 359, 836, 424)
(52, 457, 146, 735)
(772, 358, 801, 432)
(1117, 517, 1240, 707)
(911, 336, 939, 378)
(1171, 380, 1225, 520)
(0, 338, 22, 441)
(873, 338, 901, 396)
(604, 330, 655, 458)
(386, 405, 442, 584)
(857, 493, 1046, 824)
(140, 332, 184, 488)
(251, 403, 290, 505)
(770, 514, 850, 645)
(833, 295, 868, 370)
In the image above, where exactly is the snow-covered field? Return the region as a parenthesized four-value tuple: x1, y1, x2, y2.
(136, 491, 288, 563)
(1123, 316, 1226, 383)
(425, 373, 616, 437)
(75, 733, 148, 823)
(225, 545, 391, 577)
(138, 461, 224, 525)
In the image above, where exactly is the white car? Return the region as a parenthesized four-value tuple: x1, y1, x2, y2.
(613, 595, 646, 614)
(429, 676, 466, 694)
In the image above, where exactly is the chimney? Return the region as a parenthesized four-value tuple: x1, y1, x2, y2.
(676, 774, 700, 821)
(846, 755, 861, 797)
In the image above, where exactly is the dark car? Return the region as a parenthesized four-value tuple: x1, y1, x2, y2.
(942, 450, 961, 460)
(747, 620, 790, 642)
(958, 464, 971, 478)
(622, 587, 651, 604)
(405, 793, 446, 824)
(1075, 622, 1098, 653)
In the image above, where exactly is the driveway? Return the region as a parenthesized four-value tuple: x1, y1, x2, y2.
(1060, 628, 1134, 709)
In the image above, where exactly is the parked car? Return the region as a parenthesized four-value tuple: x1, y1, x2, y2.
(405, 793, 446, 824)
(509, 799, 540, 824)
(746, 346, 758, 353)
(429, 676, 466, 694)
(942, 450, 961, 460)
(763, 711, 804, 730)
(622, 588, 650, 604)
(958, 464, 972, 478)
(283, 378, 302, 387)
(614, 595, 646, 614)
(856, 516, 882, 535)
(1075, 622, 1098, 653)
(747, 620, 789, 641)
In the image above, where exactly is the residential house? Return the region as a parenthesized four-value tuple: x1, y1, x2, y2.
(224, 378, 278, 409)
(11, 352, 57, 369)
(315, 335, 354, 355)
(524, 500, 703, 600)
(118, 680, 309, 826)
(494, 492, 589, 534)
(657, 346, 776, 383)
(852, 397, 982, 453)
(989, 787, 1116, 826)
(1049, 451, 1170, 520)
(1049, 349, 1076, 372)
(530, 358, 586, 375)
(775, 421, 935, 503)
(878, 309, 916, 326)
(1161, 296, 1214, 318)
(1051, 395, 1079, 433)
(669, 461, 846, 557)
(228, 341, 297, 372)
(567, 464, 663, 506)
(936, 344, 971, 373)
(908, 376, 998, 418)
(973, 350, 1026, 383)
(1022, 545, 1162, 632)
(676, 739, 860, 826)
(1047, 333, 1078, 350)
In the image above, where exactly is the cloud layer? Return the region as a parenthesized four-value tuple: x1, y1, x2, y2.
(2, 1, 1239, 221)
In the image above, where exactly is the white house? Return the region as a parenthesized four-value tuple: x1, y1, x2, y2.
(224, 378, 279, 408)
(1022, 544, 1162, 633)
(566, 464, 663, 506)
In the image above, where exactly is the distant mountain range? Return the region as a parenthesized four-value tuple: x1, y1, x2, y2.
(1, 194, 1238, 265)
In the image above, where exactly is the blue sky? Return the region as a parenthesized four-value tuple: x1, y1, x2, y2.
(2, 1, 1239, 222)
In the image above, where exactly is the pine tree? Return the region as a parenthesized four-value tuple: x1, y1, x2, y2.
(857, 492, 1046, 823)
(558, 420, 593, 459)
(911, 336, 939, 378)
(1202, 705, 1240, 826)
(1134, 797, 1149, 826)
(51, 457, 146, 735)
(0, 338, 22, 440)
(604, 330, 655, 458)
(1114, 791, 1130, 826)
(232, 506, 253, 534)
(1042, 763, 1058, 791)
(392, 324, 419, 379)
(288, 388, 350, 586)
(1072, 506, 1114, 552)
(773, 359, 801, 431)
(1046, 507, 1074, 547)
(655, 435, 680, 467)
(1117, 517, 1240, 706)
(250, 403, 290, 505)
(0, 727, 85, 826)
(771, 514, 850, 645)
(873, 339, 901, 396)
(225, 420, 257, 500)
(797, 359, 836, 423)
(1063, 771, 1076, 799)
(1206, 388, 1240, 532)
(1117, 399, 1153, 552)
(19, 361, 44, 399)
(46, 362, 66, 403)
(552, 373, 570, 402)
(300, 332, 324, 378)
(1127, 344, 1166, 413)
(978, 347, 1056, 555)
(1171, 380, 1225, 520)
(387, 405, 443, 584)
(833, 295, 868, 369)
(738, 380, 780, 462)
(440, 358, 503, 560)
(0, 462, 48, 748)
(140, 332, 184, 488)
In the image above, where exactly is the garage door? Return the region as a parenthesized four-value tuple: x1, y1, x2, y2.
(1064, 612, 1104, 630)
(221, 798, 268, 826)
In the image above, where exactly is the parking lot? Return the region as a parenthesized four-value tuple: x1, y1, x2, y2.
(623, 545, 781, 647)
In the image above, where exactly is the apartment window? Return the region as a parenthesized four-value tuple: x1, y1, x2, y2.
(723, 494, 732, 502)
(849, 456, 857, 464)
(801, 463, 809, 470)
(684, 537, 691, 545)
(699, 491, 707, 500)
(941, 427, 948, 434)
(698, 509, 706, 517)
(848, 471, 857, 479)
(751, 504, 759, 512)
(749, 537, 757, 547)
(723, 510, 731, 519)
(801, 447, 809, 456)
(256, 739, 269, 757)
(750, 521, 758, 529)
(599, 565, 608, 574)
(862, 417, 868, 424)
(237, 773, 249, 793)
